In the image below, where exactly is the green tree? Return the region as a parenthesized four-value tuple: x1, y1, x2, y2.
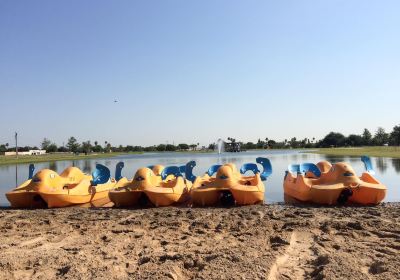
(67, 137, 80, 153)
(346, 134, 363, 147)
(165, 144, 177, 151)
(256, 139, 264, 149)
(373, 127, 389, 146)
(289, 137, 298, 148)
(57, 146, 68, 152)
(178, 143, 189, 150)
(0, 144, 6, 153)
(319, 132, 346, 147)
(362, 128, 372, 146)
(81, 141, 92, 154)
(144, 146, 157, 152)
(390, 125, 400, 146)
(156, 144, 166, 151)
(41, 138, 52, 150)
(267, 140, 276, 148)
(105, 142, 112, 153)
(189, 144, 197, 151)
(92, 141, 103, 153)
(47, 143, 58, 153)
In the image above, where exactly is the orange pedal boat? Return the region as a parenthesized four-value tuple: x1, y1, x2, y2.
(109, 164, 165, 207)
(37, 164, 118, 208)
(283, 156, 387, 205)
(144, 165, 192, 207)
(185, 157, 272, 206)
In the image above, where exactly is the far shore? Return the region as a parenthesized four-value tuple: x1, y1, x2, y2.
(1, 146, 399, 166)
(0, 152, 133, 166)
(309, 146, 400, 158)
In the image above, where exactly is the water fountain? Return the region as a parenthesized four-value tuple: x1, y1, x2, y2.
(217, 138, 225, 154)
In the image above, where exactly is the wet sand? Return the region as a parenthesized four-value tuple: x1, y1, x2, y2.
(0, 203, 399, 280)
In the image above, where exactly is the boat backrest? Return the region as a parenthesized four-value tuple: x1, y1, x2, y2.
(287, 163, 321, 178)
(207, 164, 222, 177)
(179, 165, 186, 175)
(299, 163, 321, 178)
(240, 163, 260, 175)
(185, 161, 197, 183)
(256, 157, 272, 180)
(91, 164, 111, 186)
(28, 164, 35, 179)
(161, 166, 182, 180)
(115, 162, 124, 181)
(288, 164, 300, 174)
(361, 156, 375, 175)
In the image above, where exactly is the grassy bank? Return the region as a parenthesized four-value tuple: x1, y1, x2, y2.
(310, 146, 400, 158)
(0, 152, 136, 166)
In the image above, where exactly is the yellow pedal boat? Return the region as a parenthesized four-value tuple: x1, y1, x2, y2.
(109, 164, 165, 207)
(144, 165, 192, 207)
(37, 164, 118, 208)
(6, 164, 48, 208)
(185, 157, 272, 206)
(283, 156, 387, 205)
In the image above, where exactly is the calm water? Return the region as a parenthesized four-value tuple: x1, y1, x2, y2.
(1, 150, 399, 206)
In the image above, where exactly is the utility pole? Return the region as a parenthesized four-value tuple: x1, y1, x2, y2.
(15, 132, 18, 159)
(15, 132, 18, 188)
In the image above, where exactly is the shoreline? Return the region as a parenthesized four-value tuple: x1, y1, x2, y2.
(1, 147, 399, 166)
(0, 203, 399, 279)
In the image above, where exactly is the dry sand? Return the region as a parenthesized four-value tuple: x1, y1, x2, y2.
(0, 203, 399, 280)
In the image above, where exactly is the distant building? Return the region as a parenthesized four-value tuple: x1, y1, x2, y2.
(5, 150, 46, 156)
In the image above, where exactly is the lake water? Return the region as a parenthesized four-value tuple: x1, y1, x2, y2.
(1, 150, 399, 207)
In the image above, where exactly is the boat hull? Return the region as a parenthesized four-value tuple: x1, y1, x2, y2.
(6, 191, 46, 208)
(109, 190, 144, 207)
(230, 187, 264, 205)
(191, 188, 223, 206)
(40, 190, 110, 208)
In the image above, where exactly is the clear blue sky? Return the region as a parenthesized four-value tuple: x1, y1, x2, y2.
(1, 1, 399, 147)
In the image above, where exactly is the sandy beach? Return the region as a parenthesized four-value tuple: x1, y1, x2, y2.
(0, 204, 399, 280)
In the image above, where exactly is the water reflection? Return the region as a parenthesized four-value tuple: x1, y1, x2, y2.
(290, 154, 300, 161)
(348, 157, 359, 164)
(300, 153, 308, 161)
(49, 161, 57, 172)
(14, 165, 18, 188)
(322, 155, 346, 163)
(391, 158, 400, 173)
(375, 158, 388, 174)
(83, 160, 91, 174)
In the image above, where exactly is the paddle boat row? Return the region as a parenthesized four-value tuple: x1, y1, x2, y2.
(5, 156, 387, 208)
(5, 158, 272, 208)
(109, 157, 271, 207)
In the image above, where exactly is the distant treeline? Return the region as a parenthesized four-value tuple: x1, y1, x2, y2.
(242, 125, 400, 150)
(1, 125, 399, 154)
